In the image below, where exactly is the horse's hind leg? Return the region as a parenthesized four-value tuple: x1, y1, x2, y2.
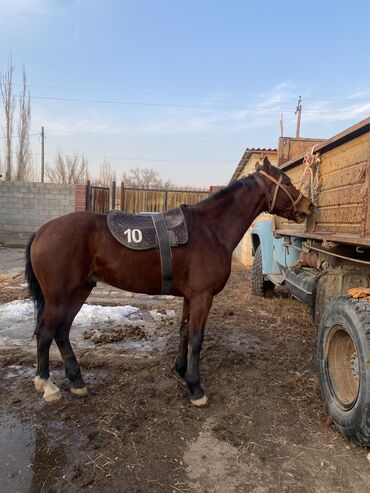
(34, 287, 92, 403)
(54, 321, 87, 397)
(34, 306, 65, 403)
(54, 287, 92, 397)
(175, 297, 190, 380)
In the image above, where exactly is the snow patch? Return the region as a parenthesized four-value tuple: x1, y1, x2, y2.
(0, 300, 175, 352)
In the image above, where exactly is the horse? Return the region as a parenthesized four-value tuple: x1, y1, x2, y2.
(25, 157, 314, 406)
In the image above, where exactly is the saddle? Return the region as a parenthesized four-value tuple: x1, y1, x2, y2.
(107, 207, 188, 250)
(106, 207, 189, 295)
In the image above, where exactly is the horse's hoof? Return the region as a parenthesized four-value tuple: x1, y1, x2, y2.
(43, 389, 62, 404)
(190, 395, 208, 407)
(71, 386, 88, 397)
(35, 377, 62, 403)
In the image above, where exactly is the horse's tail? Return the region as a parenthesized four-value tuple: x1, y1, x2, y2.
(25, 233, 44, 329)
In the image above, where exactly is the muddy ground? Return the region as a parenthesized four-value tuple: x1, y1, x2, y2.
(1, 261, 370, 493)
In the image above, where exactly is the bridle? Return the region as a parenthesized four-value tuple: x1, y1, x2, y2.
(254, 170, 303, 215)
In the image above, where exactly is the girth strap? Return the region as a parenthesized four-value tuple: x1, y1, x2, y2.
(152, 213, 173, 295)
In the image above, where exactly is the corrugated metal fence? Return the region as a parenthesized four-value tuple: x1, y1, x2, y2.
(119, 186, 210, 213)
(86, 181, 220, 214)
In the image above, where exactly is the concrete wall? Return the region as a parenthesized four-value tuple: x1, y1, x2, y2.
(0, 181, 78, 246)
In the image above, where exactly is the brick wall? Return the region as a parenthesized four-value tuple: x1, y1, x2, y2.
(0, 181, 78, 246)
(75, 184, 87, 212)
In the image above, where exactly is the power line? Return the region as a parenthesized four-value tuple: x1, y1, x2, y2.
(0, 147, 234, 164)
(12, 82, 370, 103)
(43, 153, 233, 164)
(12, 83, 298, 101)
(44, 129, 264, 145)
(30, 94, 297, 110)
(25, 94, 370, 115)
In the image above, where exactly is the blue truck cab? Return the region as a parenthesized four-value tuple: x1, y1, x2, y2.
(251, 219, 301, 276)
(250, 219, 321, 307)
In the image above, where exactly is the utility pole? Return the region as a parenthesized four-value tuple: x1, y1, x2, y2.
(280, 113, 284, 137)
(295, 96, 302, 138)
(41, 126, 45, 182)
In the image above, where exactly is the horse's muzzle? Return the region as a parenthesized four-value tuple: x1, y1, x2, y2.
(294, 200, 315, 223)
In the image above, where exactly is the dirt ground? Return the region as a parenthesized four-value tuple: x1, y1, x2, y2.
(1, 261, 370, 493)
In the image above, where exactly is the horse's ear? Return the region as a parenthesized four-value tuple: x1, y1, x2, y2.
(262, 156, 272, 172)
(255, 161, 262, 172)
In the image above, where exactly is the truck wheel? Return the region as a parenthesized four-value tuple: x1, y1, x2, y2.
(317, 296, 370, 446)
(251, 246, 274, 297)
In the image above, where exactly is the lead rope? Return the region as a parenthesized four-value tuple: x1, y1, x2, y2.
(298, 145, 321, 204)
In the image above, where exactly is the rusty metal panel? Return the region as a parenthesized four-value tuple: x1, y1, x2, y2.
(314, 134, 368, 237)
(314, 223, 363, 234)
(278, 137, 324, 166)
(319, 162, 366, 192)
(275, 126, 370, 246)
(88, 185, 110, 213)
(318, 184, 366, 207)
(314, 205, 363, 224)
(319, 133, 369, 172)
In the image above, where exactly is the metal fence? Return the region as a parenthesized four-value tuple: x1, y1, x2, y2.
(86, 183, 111, 213)
(119, 186, 210, 213)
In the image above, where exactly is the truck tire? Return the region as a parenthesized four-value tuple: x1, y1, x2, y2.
(251, 246, 274, 297)
(317, 296, 370, 446)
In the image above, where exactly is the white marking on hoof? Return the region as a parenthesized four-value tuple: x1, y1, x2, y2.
(34, 376, 62, 403)
(190, 395, 208, 407)
(34, 375, 44, 393)
(71, 386, 88, 397)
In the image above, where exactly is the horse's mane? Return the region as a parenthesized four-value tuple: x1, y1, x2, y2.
(192, 174, 255, 208)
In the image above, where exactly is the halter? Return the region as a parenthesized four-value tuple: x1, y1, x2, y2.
(253, 170, 303, 215)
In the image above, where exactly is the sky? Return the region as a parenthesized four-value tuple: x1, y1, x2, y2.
(0, 0, 369, 186)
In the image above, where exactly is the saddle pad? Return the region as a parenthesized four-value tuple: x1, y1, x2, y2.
(106, 207, 188, 251)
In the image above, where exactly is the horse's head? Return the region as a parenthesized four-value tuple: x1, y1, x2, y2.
(254, 157, 314, 223)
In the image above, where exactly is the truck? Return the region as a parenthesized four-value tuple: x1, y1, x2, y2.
(251, 117, 370, 446)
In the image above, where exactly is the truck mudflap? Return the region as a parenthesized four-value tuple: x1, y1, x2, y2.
(285, 268, 321, 307)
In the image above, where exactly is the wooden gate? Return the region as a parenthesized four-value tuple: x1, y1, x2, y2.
(119, 186, 210, 213)
(86, 183, 110, 213)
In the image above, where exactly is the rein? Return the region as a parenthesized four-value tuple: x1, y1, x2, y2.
(254, 171, 303, 215)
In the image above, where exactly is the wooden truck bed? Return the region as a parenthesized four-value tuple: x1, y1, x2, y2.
(275, 117, 370, 247)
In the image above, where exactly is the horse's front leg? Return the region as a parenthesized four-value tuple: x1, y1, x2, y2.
(175, 297, 190, 380)
(186, 293, 213, 407)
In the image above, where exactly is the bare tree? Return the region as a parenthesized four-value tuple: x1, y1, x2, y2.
(46, 151, 89, 184)
(1, 56, 15, 181)
(95, 160, 116, 187)
(16, 67, 32, 181)
(122, 167, 174, 189)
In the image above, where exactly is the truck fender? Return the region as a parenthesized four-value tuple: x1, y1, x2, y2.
(251, 220, 280, 275)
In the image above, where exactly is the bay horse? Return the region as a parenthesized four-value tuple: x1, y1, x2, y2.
(25, 157, 314, 406)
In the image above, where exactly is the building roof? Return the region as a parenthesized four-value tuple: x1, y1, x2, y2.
(229, 147, 277, 184)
